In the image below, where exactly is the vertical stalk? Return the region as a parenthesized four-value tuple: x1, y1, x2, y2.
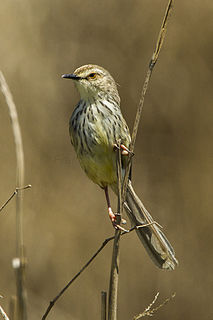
(108, 142, 122, 320)
(0, 71, 27, 320)
(101, 291, 107, 320)
(108, 229, 121, 320)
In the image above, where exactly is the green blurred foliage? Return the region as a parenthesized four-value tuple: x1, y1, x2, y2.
(0, 1, 213, 319)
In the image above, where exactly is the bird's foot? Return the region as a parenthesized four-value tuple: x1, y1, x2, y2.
(113, 143, 134, 156)
(108, 207, 127, 231)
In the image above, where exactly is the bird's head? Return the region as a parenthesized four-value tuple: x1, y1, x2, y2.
(62, 64, 120, 104)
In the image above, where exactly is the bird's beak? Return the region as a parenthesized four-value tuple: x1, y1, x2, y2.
(61, 73, 82, 80)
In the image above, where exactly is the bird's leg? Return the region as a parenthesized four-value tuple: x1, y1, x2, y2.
(104, 186, 116, 223)
(104, 187, 127, 230)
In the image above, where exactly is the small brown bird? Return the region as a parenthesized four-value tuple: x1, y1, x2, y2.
(62, 64, 178, 270)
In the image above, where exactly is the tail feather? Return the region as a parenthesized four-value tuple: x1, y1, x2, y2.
(125, 181, 178, 270)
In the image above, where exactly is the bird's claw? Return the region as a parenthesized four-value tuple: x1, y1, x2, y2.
(112, 221, 128, 232)
(113, 143, 134, 156)
(108, 208, 127, 231)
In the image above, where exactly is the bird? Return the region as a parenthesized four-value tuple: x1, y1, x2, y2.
(62, 64, 178, 270)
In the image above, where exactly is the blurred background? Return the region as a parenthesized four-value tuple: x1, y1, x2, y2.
(0, 0, 213, 319)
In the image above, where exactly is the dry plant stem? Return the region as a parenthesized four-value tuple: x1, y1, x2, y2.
(0, 71, 25, 257)
(9, 296, 17, 320)
(41, 222, 158, 320)
(133, 292, 160, 319)
(101, 291, 107, 320)
(41, 235, 114, 320)
(42, 148, 124, 320)
(0, 71, 27, 320)
(0, 304, 10, 320)
(0, 185, 31, 213)
(108, 229, 120, 320)
(122, 0, 174, 257)
(108, 142, 122, 320)
(133, 292, 176, 319)
(122, 0, 174, 203)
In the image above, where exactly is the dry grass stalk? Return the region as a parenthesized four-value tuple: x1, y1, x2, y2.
(9, 296, 17, 320)
(0, 186, 31, 213)
(122, 0, 174, 208)
(133, 292, 176, 319)
(108, 142, 122, 320)
(41, 235, 114, 320)
(41, 221, 159, 319)
(0, 71, 28, 320)
(0, 296, 10, 320)
(108, 1, 174, 319)
(0, 304, 10, 320)
(101, 291, 107, 320)
(121, 0, 175, 263)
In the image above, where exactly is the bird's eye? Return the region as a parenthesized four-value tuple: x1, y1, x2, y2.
(88, 73, 97, 79)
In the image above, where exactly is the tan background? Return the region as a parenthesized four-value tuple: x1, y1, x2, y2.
(0, 1, 213, 319)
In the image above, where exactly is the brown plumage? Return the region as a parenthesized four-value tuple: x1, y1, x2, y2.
(62, 64, 178, 270)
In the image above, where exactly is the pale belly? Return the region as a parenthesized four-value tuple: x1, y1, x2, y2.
(77, 143, 117, 188)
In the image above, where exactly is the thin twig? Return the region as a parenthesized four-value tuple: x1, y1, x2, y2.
(41, 235, 114, 320)
(108, 142, 122, 320)
(122, 0, 174, 205)
(0, 71, 28, 320)
(122, 0, 175, 263)
(41, 221, 160, 319)
(9, 296, 17, 320)
(0, 305, 10, 320)
(101, 291, 107, 320)
(116, 140, 123, 217)
(133, 292, 176, 319)
(0, 296, 10, 320)
(132, 0, 174, 149)
(108, 2, 174, 318)
(108, 229, 121, 320)
(0, 185, 31, 213)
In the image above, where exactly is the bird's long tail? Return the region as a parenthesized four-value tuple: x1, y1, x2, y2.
(124, 181, 178, 270)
